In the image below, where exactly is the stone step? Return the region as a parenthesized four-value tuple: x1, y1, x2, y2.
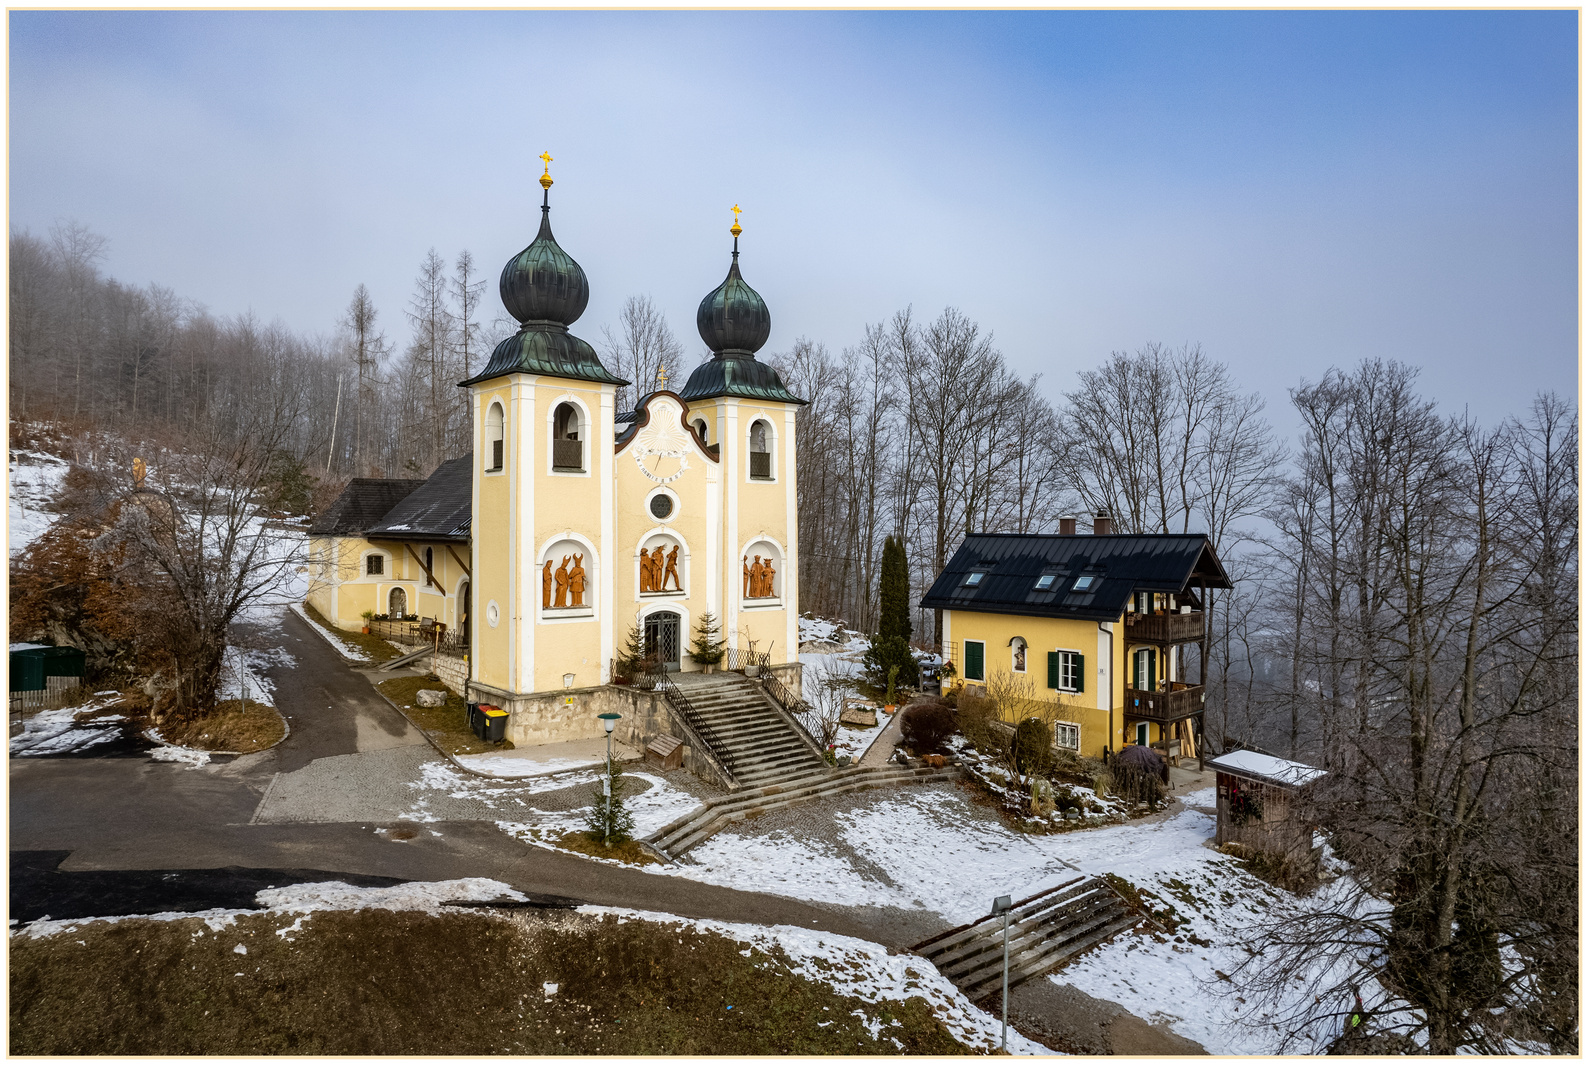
(958, 910, 1140, 1001)
(934, 891, 1121, 978)
(921, 879, 1099, 961)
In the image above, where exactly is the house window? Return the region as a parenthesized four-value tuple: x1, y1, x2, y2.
(1010, 636, 1027, 673)
(424, 547, 434, 575)
(1035, 572, 1057, 591)
(963, 640, 985, 682)
(1072, 574, 1097, 592)
(1133, 649, 1157, 691)
(552, 402, 583, 472)
(1056, 722, 1080, 752)
(749, 419, 773, 480)
(365, 553, 384, 576)
(1047, 650, 1084, 693)
(486, 402, 505, 472)
(963, 570, 985, 587)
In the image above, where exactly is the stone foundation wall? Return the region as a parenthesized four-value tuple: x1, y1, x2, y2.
(432, 653, 468, 697)
(466, 679, 734, 791)
(764, 660, 804, 699)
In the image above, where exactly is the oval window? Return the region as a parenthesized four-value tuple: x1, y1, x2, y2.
(649, 493, 674, 519)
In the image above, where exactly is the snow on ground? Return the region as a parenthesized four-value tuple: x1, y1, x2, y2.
(218, 643, 294, 706)
(8, 451, 70, 556)
(464, 754, 623, 779)
(829, 714, 891, 761)
(9, 706, 128, 756)
(147, 743, 212, 769)
(290, 601, 374, 661)
(581, 905, 1053, 1055)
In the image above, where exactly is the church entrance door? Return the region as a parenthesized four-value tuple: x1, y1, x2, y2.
(643, 612, 682, 672)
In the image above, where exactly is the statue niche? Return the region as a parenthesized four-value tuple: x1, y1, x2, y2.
(640, 542, 682, 594)
(542, 543, 592, 609)
(742, 552, 777, 600)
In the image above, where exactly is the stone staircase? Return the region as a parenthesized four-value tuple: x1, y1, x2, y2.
(670, 676, 828, 790)
(911, 876, 1140, 1001)
(645, 761, 961, 860)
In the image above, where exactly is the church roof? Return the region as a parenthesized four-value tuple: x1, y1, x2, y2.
(308, 478, 425, 537)
(365, 456, 472, 542)
(920, 532, 1232, 623)
(679, 355, 806, 405)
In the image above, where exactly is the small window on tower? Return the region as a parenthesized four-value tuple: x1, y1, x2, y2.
(693, 418, 708, 441)
(486, 402, 505, 472)
(749, 420, 773, 479)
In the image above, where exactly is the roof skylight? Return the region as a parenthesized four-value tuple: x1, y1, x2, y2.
(1071, 574, 1098, 592)
(963, 570, 986, 587)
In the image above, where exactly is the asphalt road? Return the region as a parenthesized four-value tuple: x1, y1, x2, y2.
(8, 606, 898, 945)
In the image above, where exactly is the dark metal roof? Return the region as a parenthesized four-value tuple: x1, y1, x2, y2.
(679, 356, 806, 405)
(920, 532, 1232, 622)
(696, 248, 771, 357)
(308, 478, 425, 537)
(462, 322, 626, 387)
(365, 456, 472, 542)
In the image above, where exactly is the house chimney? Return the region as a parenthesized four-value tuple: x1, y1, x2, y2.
(1058, 517, 1076, 535)
(1093, 512, 1112, 536)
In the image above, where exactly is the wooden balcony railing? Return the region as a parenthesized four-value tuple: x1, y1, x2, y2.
(1124, 610, 1204, 645)
(1124, 683, 1205, 722)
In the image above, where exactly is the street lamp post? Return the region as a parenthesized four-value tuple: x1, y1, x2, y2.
(598, 712, 621, 847)
(990, 894, 1013, 1052)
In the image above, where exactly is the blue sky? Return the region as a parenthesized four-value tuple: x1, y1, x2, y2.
(9, 9, 1578, 426)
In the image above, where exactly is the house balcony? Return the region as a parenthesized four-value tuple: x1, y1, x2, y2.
(1123, 682, 1206, 723)
(1124, 610, 1204, 645)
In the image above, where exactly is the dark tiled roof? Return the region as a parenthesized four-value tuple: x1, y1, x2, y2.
(920, 532, 1231, 622)
(308, 478, 425, 537)
(366, 456, 472, 542)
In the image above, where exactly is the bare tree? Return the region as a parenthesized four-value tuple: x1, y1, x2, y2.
(601, 295, 682, 413)
(343, 284, 387, 478)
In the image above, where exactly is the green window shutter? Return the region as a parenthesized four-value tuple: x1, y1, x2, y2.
(1074, 653, 1084, 694)
(1047, 651, 1059, 690)
(965, 641, 984, 681)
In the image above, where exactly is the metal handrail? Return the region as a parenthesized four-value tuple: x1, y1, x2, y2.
(748, 647, 827, 750)
(641, 668, 739, 775)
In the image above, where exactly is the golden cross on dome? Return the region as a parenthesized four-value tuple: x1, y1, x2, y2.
(730, 204, 742, 238)
(656, 363, 666, 388)
(539, 151, 554, 190)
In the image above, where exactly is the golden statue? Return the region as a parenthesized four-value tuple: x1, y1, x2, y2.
(569, 553, 587, 607)
(553, 555, 570, 607)
(539, 151, 554, 190)
(661, 545, 682, 592)
(132, 457, 146, 491)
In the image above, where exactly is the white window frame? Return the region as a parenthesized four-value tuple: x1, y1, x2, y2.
(363, 551, 386, 578)
(746, 413, 777, 483)
(962, 638, 986, 682)
(485, 399, 506, 474)
(1054, 649, 1083, 694)
(1056, 722, 1081, 752)
(1136, 721, 1150, 746)
(546, 395, 591, 476)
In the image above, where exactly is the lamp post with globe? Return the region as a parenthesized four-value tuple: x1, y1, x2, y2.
(598, 712, 621, 846)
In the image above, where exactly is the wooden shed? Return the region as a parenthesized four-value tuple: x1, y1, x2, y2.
(1209, 749, 1327, 864)
(9, 642, 86, 711)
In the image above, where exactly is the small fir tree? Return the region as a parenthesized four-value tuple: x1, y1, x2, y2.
(614, 622, 646, 681)
(877, 535, 911, 642)
(585, 758, 636, 845)
(687, 610, 725, 667)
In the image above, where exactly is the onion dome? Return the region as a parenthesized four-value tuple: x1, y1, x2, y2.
(681, 206, 805, 406)
(462, 155, 625, 388)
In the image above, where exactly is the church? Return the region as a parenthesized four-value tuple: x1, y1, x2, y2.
(307, 159, 805, 751)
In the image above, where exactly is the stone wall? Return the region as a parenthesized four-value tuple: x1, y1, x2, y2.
(466, 679, 735, 791)
(432, 652, 468, 697)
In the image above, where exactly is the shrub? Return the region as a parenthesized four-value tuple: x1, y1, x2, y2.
(900, 701, 957, 755)
(1111, 755, 1166, 810)
(861, 634, 919, 700)
(953, 694, 1007, 756)
(1012, 717, 1054, 777)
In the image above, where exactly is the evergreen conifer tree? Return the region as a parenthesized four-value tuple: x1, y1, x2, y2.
(584, 758, 636, 845)
(687, 610, 725, 666)
(878, 535, 911, 642)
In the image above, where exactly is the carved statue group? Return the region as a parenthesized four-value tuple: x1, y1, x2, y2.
(743, 554, 776, 599)
(639, 544, 682, 593)
(542, 553, 588, 609)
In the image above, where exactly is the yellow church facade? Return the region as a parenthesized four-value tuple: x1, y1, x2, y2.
(307, 167, 804, 747)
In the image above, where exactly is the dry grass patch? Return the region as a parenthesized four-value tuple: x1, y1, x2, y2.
(553, 831, 662, 865)
(375, 674, 512, 755)
(151, 699, 286, 753)
(10, 908, 973, 1055)
(299, 602, 402, 663)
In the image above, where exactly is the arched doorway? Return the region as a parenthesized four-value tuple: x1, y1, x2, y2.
(388, 587, 407, 619)
(642, 611, 681, 672)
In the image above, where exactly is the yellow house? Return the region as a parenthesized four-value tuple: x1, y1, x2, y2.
(308, 167, 806, 753)
(919, 518, 1232, 762)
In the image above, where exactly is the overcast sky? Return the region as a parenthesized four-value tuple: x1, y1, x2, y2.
(9, 9, 1579, 432)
